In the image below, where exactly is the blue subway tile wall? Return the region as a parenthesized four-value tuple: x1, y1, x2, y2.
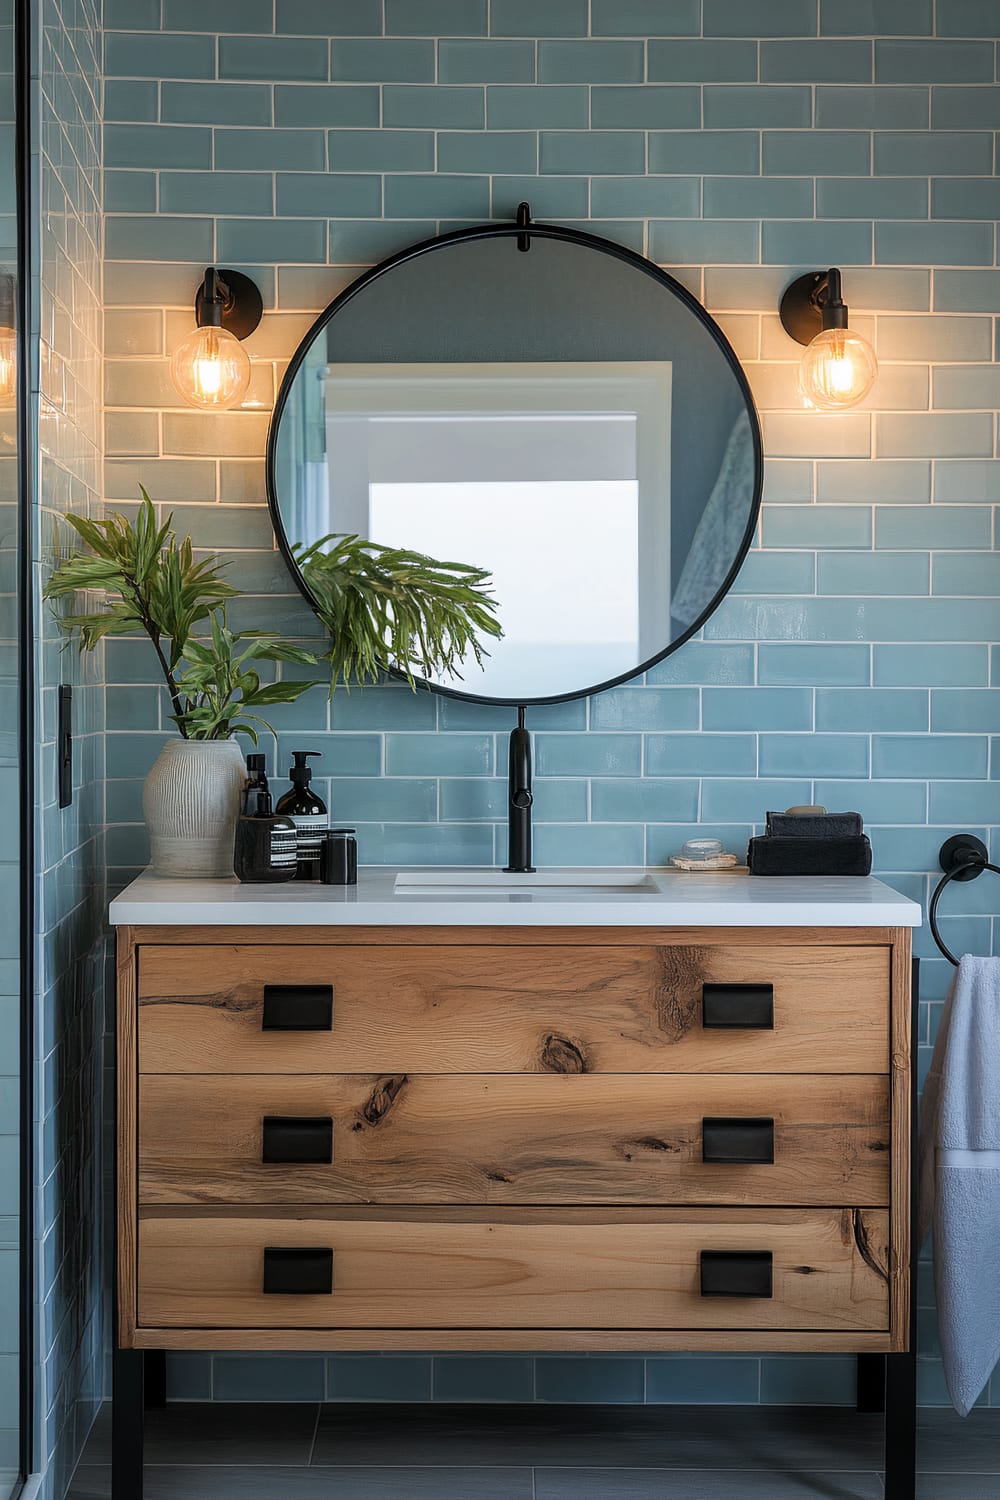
(98, 0, 1000, 1416)
(36, 0, 107, 1494)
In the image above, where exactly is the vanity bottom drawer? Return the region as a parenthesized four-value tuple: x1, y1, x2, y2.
(137, 1207, 890, 1333)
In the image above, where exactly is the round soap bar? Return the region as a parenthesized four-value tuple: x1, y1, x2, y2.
(784, 804, 826, 816)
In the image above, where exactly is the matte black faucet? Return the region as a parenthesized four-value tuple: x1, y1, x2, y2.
(504, 706, 535, 873)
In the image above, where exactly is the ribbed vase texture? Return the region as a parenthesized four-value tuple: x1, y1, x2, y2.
(143, 738, 246, 878)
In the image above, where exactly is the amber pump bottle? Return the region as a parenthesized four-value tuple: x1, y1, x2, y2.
(243, 752, 269, 806)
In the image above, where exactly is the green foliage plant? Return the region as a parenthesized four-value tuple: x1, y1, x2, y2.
(295, 533, 502, 693)
(43, 489, 320, 742)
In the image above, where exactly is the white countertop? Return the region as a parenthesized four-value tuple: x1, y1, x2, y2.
(109, 867, 922, 928)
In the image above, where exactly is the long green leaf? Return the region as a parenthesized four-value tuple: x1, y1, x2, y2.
(294, 533, 502, 696)
(44, 490, 323, 739)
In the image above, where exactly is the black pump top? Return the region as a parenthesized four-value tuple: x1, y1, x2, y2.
(288, 750, 321, 785)
(247, 753, 267, 777)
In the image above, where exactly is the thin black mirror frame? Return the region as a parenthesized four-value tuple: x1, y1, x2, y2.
(266, 217, 764, 708)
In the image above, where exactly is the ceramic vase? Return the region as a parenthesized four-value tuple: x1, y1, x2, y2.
(143, 737, 246, 878)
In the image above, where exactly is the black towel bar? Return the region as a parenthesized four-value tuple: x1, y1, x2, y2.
(929, 833, 1000, 966)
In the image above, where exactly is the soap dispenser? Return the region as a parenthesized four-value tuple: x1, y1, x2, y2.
(275, 750, 328, 880)
(244, 752, 269, 805)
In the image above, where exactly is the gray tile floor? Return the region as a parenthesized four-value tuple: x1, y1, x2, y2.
(68, 1402, 1000, 1498)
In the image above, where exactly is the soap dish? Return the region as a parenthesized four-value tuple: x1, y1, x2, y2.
(670, 838, 744, 873)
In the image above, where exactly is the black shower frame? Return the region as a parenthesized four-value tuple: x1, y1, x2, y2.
(264, 214, 765, 709)
(14, 0, 33, 1486)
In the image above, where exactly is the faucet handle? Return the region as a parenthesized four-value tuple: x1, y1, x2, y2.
(512, 788, 533, 810)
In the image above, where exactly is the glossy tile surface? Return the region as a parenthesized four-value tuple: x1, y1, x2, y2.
(36, 0, 108, 1496)
(69, 1467, 533, 1499)
(68, 1404, 1000, 1497)
(93, 0, 1000, 1421)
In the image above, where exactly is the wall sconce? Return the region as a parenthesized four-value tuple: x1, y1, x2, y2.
(779, 267, 877, 411)
(169, 267, 263, 411)
(0, 273, 17, 409)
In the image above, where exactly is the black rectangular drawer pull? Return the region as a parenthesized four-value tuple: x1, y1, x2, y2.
(700, 1250, 773, 1299)
(262, 1116, 334, 1164)
(263, 1247, 333, 1295)
(701, 982, 774, 1031)
(702, 1117, 775, 1165)
(261, 984, 333, 1031)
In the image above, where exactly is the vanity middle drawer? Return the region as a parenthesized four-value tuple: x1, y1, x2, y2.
(138, 1073, 890, 1207)
(136, 942, 890, 1075)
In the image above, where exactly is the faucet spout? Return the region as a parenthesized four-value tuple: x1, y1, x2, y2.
(504, 706, 535, 873)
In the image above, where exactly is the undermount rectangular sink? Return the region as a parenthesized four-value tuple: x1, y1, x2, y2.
(393, 869, 660, 894)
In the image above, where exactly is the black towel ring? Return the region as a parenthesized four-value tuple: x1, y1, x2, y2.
(929, 833, 1000, 966)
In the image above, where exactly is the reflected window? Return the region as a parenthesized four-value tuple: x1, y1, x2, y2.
(307, 361, 671, 699)
(372, 478, 638, 698)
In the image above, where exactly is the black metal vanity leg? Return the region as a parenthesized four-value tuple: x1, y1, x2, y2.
(112, 1345, 145, 1500)
(856, 1353, 886, 1412)
(144, 1350, 167, 1409)
(882, 956, 919, 1500)
(884, 1351, 917, 1500)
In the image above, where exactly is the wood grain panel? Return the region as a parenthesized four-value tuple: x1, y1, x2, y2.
(132, 924, 900, 948)
(138, 1073, 890, 1207)
(131, 1327, 895, 1354)
(889, 927, 913, 1352)
(137, 1206, 890, 1333)
(119, 925, 909, 1356)
(137, 943, 890, 1075)
(116, 927, 138, 1346)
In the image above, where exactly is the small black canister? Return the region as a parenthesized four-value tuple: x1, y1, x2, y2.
(319, 828, 358, 886)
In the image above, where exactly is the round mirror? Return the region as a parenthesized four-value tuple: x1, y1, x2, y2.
(267, 218, 762, 706)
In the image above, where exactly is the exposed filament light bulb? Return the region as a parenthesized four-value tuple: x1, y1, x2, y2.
(169, 267, 259, 411)
(799, 325, 878, 411)
(0, 274, 17, 410)
(171, 323, 249, 410)
(781, 267, 878, 413)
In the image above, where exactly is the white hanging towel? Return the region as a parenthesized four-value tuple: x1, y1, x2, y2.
(918, 954, 1000, 1416)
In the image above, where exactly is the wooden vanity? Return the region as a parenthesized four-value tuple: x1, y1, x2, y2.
(110, 869, 920, 1496)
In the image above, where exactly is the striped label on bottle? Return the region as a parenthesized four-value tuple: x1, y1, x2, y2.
(289, 813, 327, 868)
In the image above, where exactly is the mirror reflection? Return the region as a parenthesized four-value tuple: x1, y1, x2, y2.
(271, 231, 760, 704)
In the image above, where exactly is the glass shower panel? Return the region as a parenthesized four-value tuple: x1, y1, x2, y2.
(0, 0, 20, 1490)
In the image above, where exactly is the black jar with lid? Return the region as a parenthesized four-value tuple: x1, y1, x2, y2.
(319, 828, 358, 886)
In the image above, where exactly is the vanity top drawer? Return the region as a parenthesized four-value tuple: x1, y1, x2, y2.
(137, 1206, 890, 1333)
(136, 942, 890, 1076)
(138, 1073, 890, 1208)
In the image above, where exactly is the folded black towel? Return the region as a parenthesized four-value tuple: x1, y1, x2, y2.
(765, 810, 863, 839)
(747, 834, 872, 877)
